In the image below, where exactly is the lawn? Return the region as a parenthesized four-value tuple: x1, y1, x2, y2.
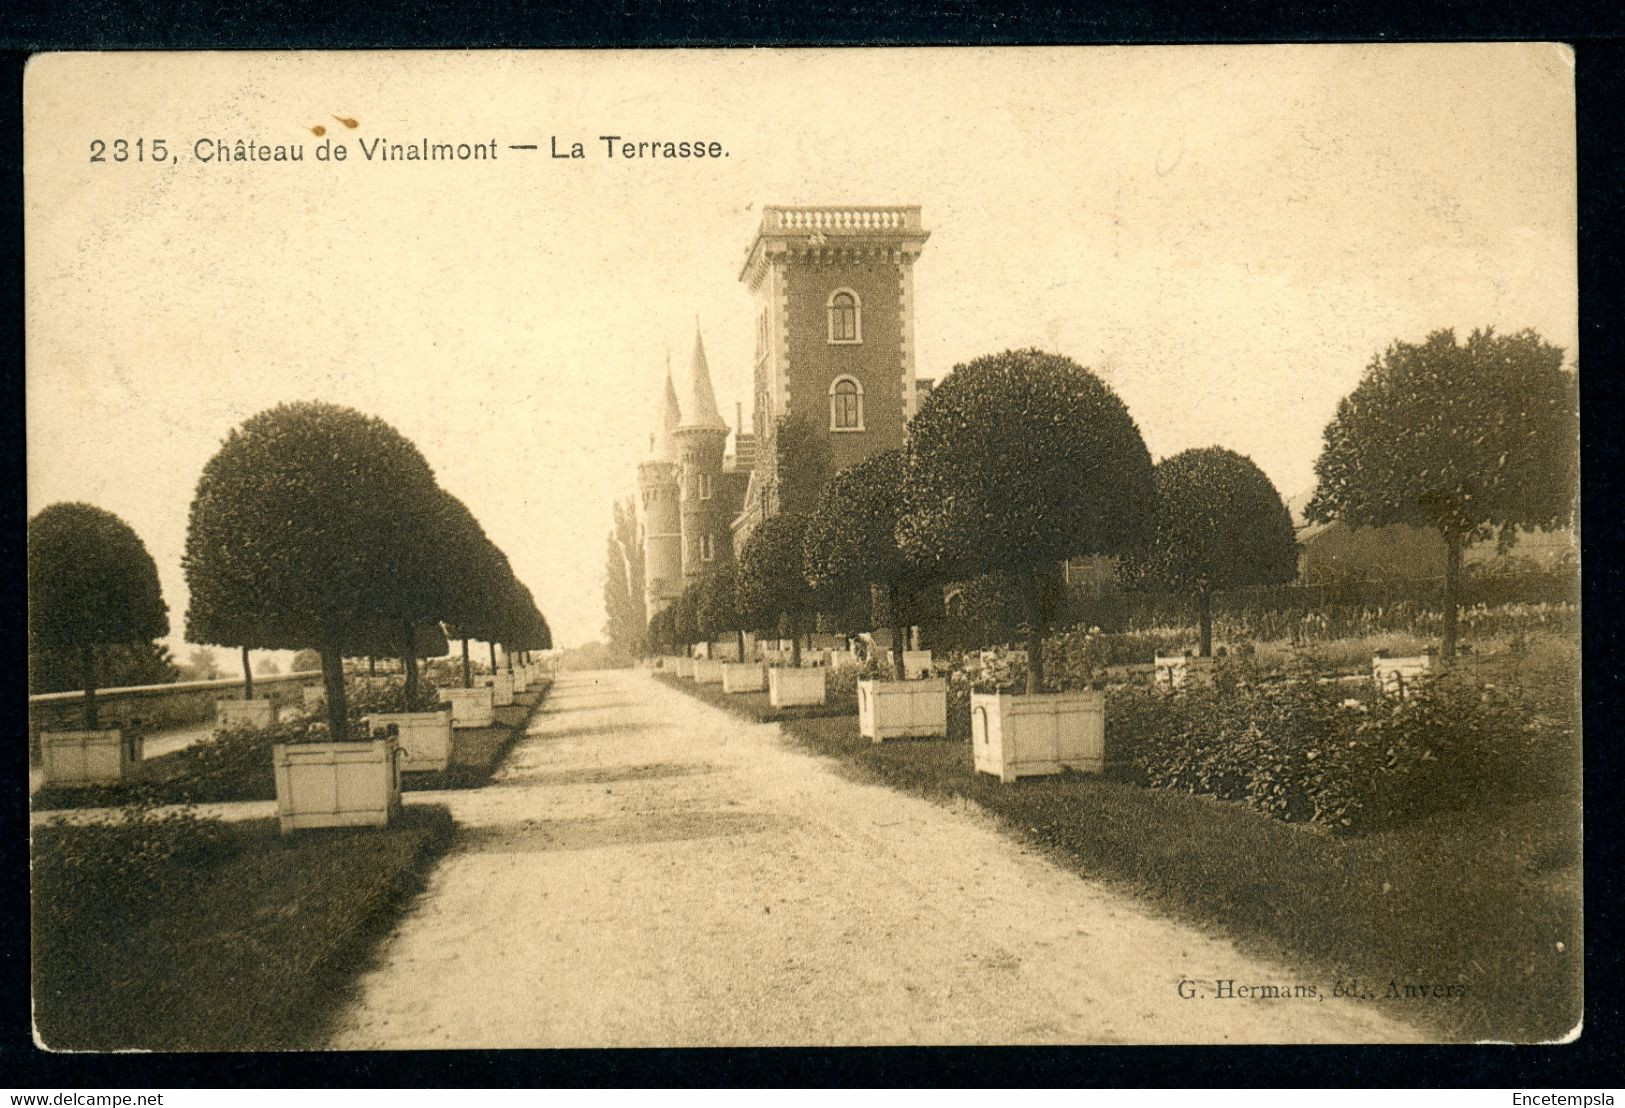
(32, 803, 456, 1051)
(652, 669, 856, 722)
(659, 663, 1581, 1043)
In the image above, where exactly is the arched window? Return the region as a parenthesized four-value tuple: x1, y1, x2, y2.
(827, 288, 861, 344)
(829, 376, 864, 431)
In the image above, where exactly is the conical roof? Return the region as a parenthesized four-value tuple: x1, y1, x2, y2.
(646, 355, 682, 462)
(678, 326, 729, 433)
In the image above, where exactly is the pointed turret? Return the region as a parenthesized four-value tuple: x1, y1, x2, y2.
(679, 326, 729, 433)
(646, 353, 683, 462)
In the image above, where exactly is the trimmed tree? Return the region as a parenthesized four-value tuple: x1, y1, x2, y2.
(1307, 328, 1579, 659)
(697, 565, 746, 661)
(804, 449, 921, 677)
(28, 503, 169, 727)
(183, 402, 446, 741)
(1122, 447, 1298, 657)
(436, 492, 516, 688)
(737, 511, 816, 667)
(672, 582, 701, 655)
(900, 349, 1155, 693)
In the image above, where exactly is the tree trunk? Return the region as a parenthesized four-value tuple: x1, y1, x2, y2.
(1442, 531, 1462, 660)
(1025, 573, 1046, 695)
(321, 639, 349, 741)
(81, 643, 99, 730)
(461, 638, 472, 689)
(401, 620, 419, 703)
(368, 655, 376, 677)
(242, 645, 255, 700)
(505, 646, 514, 674)
(887, 583, 905, 679)
(1197, 588, 1213, 658)
(489, 641, 498, 674)
(736, 628, 746, 661)
(788, 614, 802, 667)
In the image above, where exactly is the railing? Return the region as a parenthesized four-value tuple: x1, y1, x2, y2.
(29, 669, 324, 736)
(761, 206, 922, 233)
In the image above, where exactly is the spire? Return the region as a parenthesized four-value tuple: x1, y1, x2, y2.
(678, 324, 729, 433)
(646, 351, 682, 462)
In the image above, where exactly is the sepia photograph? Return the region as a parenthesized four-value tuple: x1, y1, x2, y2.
(24, 44, 1580, 1052)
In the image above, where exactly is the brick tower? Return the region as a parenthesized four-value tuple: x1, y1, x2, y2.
(637, 357, 684, 616)
(737, 206, 930, 524)
(672, 327, 732, 584)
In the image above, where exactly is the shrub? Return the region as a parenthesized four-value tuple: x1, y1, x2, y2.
(1113, 670, 1562, 833)
(34, 802, 234, 939)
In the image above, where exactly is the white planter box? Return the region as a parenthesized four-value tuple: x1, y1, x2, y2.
(1373, 653, 1435, 697)
(691, 643, 711, 659)
(769, 666, 826, 708)
(273, 735, 402, 833)
(1153, 654, 1215, 690)
(827, 650, 857, 671)
(722, 663, 766, 693)
(217, 697, 280, 730)
(364, 708, 452, 772)
(760, 647, 791, 665)
(971, 691, 1106, 782)
(481, 672, 515, 707)
(693, 659, 726, 686)
(40, 728, 141, 786)
(439, 685, 496, 728)
(858, 678, 948, 742)
(675, 656, 696, 679)
(902, 650, 934, 679)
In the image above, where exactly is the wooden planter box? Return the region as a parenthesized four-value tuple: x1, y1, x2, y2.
(40, 728, 141, 786)
(693, 659, 726, 686)
(769, 666, 826, 707)
(722, 662, 766, 693)
(858, 678, 948, 742)
(674, 656, 697, 679)
(481, 672, 516, 707)
(902, 650, 934, 679)
(1373, 653, 1435, 697)
(272, 734, 402, 833)
(971, 691, 1106, 782)
(363, 708, 452, 772)
(217, 697, 280, 730)
(439, 685, 496, 728)
(827, 650, 856, 671)
(1153, 653, 1215, 690)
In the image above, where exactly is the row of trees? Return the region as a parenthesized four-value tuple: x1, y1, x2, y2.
(641, 329, 1576, 684)
(28, 402, 551, 741)
(183, 401, 550, 740)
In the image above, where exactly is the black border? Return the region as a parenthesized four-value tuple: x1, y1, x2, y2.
(2, 3, 1621, 1090)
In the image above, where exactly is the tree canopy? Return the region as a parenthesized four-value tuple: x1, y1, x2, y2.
(805, 449, 919, 673)
(1306, 327, 1578, 656)
(737, 510, 816, 663)
(697, 565, 743, 647)
(29, 502, 169, 653)
(182, 401, 448, 738)
(1122, 446, 1298, 656)
(900, 349, 1154, 690)
(29, 502, 169, 722)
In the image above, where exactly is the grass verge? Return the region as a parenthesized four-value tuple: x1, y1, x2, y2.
(651, 670, 855, 722)
(658, 670, 1580, 1043)
(32, 803, 456, 1051)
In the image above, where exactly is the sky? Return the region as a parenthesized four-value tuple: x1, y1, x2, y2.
(25, 45, 1577, 658)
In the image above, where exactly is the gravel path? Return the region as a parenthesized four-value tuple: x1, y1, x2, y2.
(326, 669, 1420, 1047)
